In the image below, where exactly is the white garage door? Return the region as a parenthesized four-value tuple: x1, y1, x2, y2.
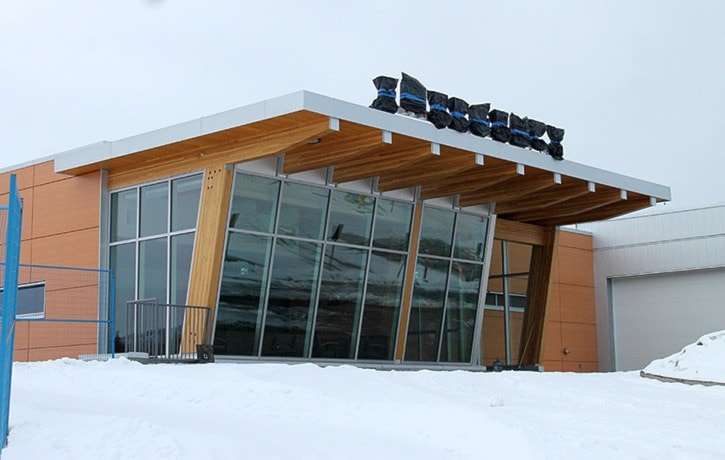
(611, 268, 725, 371)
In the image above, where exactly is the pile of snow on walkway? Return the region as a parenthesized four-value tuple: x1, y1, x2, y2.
(643, 329, 725, 384)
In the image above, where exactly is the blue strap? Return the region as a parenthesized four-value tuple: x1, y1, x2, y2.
(530, 135, 540, 140)
(511, 129, 530, 138)
(451, 111, 466, 119)
(377, 88, 396, 99)
(491, 121, 507, 128)
(400, 92, 426, 104)
(471, 118, 490, 127)
(549, 140, 561, 144)
(430, 103, 446, 111)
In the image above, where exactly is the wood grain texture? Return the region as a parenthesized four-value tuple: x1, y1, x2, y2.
(395, 203, 424, 361)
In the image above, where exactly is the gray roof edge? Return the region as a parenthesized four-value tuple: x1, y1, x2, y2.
(31, 90, 667, 201)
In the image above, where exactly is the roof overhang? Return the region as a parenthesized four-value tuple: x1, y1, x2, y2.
(53, 90, 670, 226)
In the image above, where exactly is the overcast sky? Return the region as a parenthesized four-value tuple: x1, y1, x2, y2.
(1, 1, 723, 209)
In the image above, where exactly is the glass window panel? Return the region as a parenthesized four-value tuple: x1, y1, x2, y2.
(440, 262, 482, 363)
(0, 284, 46, 318)
(262, 238, 322, 357)
(312, 246, 367, 359)
(140, 183, 168, 237)
(418, 206, 455, 257)
(110, 189, 137, 242)
(139, 237, 167, 302)
(358, 251, 406, 361)
(373, 198, 412, 251)
(277, 182, 329, 240)
(326, 191, 374, 246)
(510, 309, 525, 365)
(170, 233, 195, 305)
(453, 213, 488, 261)
(171, 174, 202, 232)
(507, 242, 533, 274)
(110, 243, 136, 352)
(229, 173, 280, 233)
(405, 257, 449, 362)
(215, 233, 273, 356)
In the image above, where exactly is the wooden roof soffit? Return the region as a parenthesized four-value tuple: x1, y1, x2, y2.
(458, 168, 556, 208)
(502, 186, 625, 223)
(331, 140, 433, 184)
(534, 193, 652, 227)
(418, 161, 517, 200)
(281, 123, 386, 175)
(376, 145, 478, 192)
(494, 178, 593, 215)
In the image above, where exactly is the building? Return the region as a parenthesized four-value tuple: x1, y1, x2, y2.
(0, 91, 670, 369)
(583, 204, 725, 371)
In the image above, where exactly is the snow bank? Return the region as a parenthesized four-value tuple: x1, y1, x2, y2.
(643, 329, 725, 385)
(4, 358, 725, 459)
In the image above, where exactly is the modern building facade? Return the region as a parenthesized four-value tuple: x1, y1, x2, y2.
(0, 91, 670, 369)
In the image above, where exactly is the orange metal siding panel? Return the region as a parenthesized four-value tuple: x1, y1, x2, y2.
(0, 165, 35, 191)
(559, 284, 596, 325)
(557, 246, 594, 287)
(541, 321, 563, 363)
(561, 322, 598, 363)
(31, 228, 99, 268)
(558, 230, 593, 251)
(562, 361, 599, 372)
(32, 161, 68, 186)
(31, 172, 100, 238)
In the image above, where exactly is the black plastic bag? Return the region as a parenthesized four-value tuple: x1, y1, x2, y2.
(399, 72, 427, 114)
(468, 103, 491, 137)
(370, 76, 399, 114)
(427, 91, 451, 129)
(547, 125, 565, 160)
(527, 119, 548, 152)
(447, 97, 470, 133)
(488, 109, 510, 143)
(508, 113, 530, 148)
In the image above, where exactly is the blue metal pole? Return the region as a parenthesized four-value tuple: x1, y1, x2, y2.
(0, 174, 23, 448)
(110, 269, 116, 358)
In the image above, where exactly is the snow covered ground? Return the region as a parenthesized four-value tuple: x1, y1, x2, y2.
(643, 329, 725, 385)
(4, 353, 725, 460)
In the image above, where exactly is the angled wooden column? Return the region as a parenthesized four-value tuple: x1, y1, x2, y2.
(182, 164, 234, 352)
(394, 203, 424, 361)
(518, 227, 559, 365)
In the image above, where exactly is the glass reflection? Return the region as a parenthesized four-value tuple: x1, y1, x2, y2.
(327, 191, 374, 246)
(110, 189, 137, 242)
(358, 251, 406, 360)
(140, 183, 168, 237)
(170, 233, 195, 304)
(277, 182, 329, 240)
(139, 237, 167, 302)
(215, 233, 272, 356)
(373, 198, 412, 251)
(262, 238, 322, 357)
(312, 246, 367, 359)
(229, 173, 280, 233)
(418, 207, 454, 257)
(405, 257, 449, 361)
(110, 243, 136, 352)
(171, 175, 202, 232)
(439, 262, 482, 362)
(453, 213, 487, 261)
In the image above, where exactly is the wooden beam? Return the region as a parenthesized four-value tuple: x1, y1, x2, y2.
(332, 142, 431, 184)
(108, 118, 331, 189)
(419, 162, 517, 200)
(503, 187, 623, 223)
(458, 170, 555, 208)
(395, 203, 424, 361)
(494, 179, 592, 215)
(534, 194, 652, 227)
(493, 218, 547, 246)
(183, 164, 235, 351)
(518, 227, 558, 365)
(377, 147, 477, 192)
(282, 129, 384, 174)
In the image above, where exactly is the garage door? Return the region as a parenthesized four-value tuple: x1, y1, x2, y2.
(611, 268, 725, 371)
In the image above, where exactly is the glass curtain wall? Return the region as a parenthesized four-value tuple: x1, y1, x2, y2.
(482, 240, 532, 365)
(109, 174, 203, 352)
(404, 207, 489, 363)
(215, 171, 413, 361)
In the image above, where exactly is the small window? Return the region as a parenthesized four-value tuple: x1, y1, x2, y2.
(0, 282, 46, 319)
